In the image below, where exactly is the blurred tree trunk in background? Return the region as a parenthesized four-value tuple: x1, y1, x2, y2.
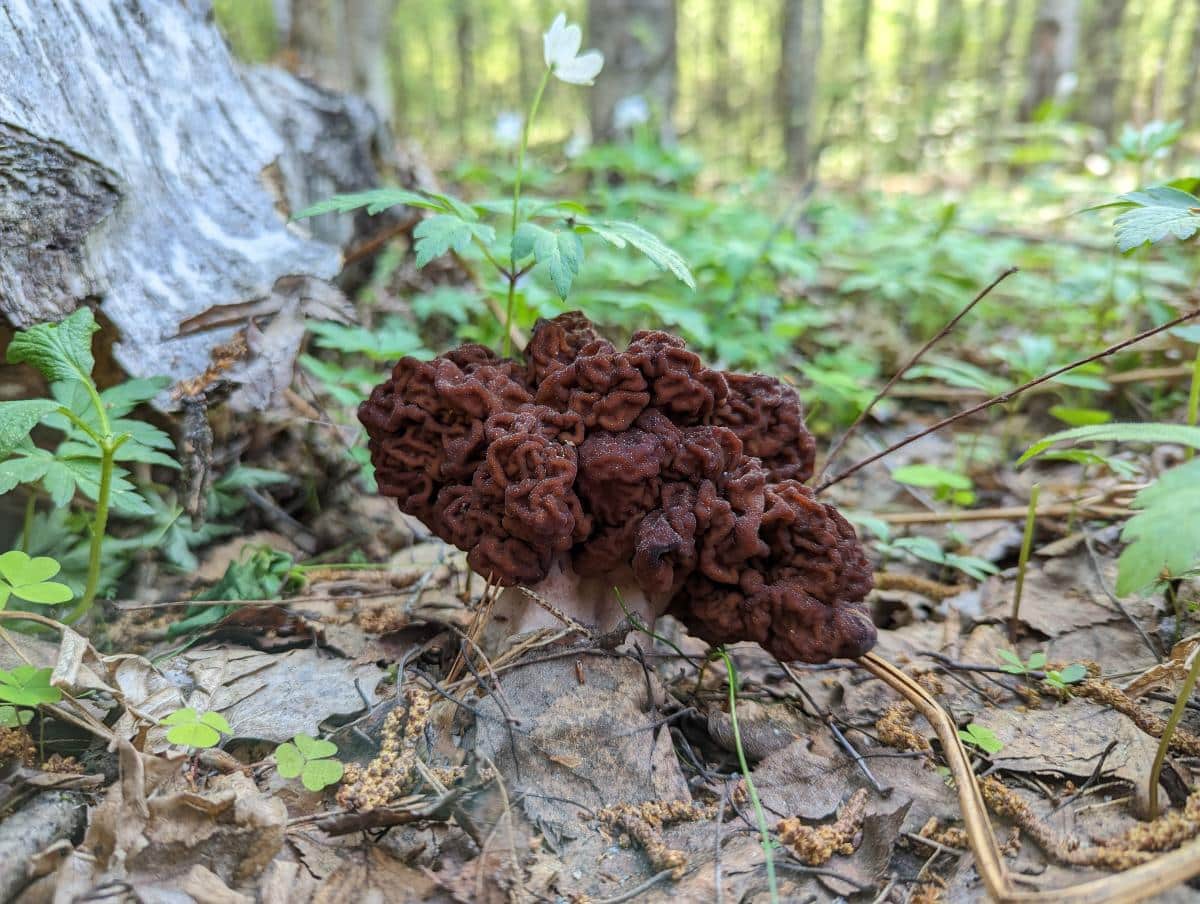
(709, 0, 732, 122)
(1019, 0, 1079, 121)
(587, 0, 677, 144)
(454, 3, 474, 148)
(779, 0, 823, 182)
(979, 0, 1020, 175)
(852, 0, 873, 178)
(1151, 0, 1187, 119)
(1183, 0, 1200, 130)
(1080, 0, 1128, 139)
(283, 0, 398, 127)
(920, 0, 964, 146)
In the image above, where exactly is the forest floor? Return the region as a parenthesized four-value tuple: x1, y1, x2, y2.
(2, 396, 1198, 903)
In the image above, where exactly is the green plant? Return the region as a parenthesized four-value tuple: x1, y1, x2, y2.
(891, 463, 976, 506)
(996, 650, 1086, 692)
(1043, 664, 1088, 692)
(875, 535, 998, 583)
(1, 308, 176, 622)
(0, 665, 61, 709)
(996, 649, 1046, 676)
(275, 733, 345, 791)
(0, 704, 33, 728)
(957, 722, 1003, 754)
(0, 551, 73, 610)
(161, 706, 231, 749)
(1020, 424, 1200, 597)
(295, 13, 694, 355)
(168, 546, 296, 637)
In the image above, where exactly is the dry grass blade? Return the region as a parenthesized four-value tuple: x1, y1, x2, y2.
(856, 651, 1200, 903)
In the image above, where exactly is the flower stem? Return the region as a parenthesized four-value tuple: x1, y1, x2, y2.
(1148, 642, 1200, 818)
(68, 441, 114, 624)
(504, 66, 552, 357)
(719, 648, 779, 904)
(1008, 483, 1040, 642)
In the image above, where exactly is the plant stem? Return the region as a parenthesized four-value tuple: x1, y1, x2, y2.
(21, 492, 36, 552)
(1147, 644, 1200, 818)
(718, 648, 778, 904)
(69, 441, 114, 624)
(1008, 483, 1040, 642)
(503, 66, 552, 357)
(1187, 345, 1200, 461)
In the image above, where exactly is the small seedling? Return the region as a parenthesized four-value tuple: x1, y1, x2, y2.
(996, 649, 1045, 676)
(275, 733, 345, 791)
(0, 551, 73, 610)
(0, 666, 62, 708)
(161, 707, 231, 749)
(1043, 663, 1088, 692)
(958, 722, 1003, 754)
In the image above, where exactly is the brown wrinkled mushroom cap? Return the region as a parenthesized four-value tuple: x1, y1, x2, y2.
(359, 312, 875, 663)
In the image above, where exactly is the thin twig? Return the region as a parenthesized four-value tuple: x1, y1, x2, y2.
(817, 306, 1200, 493)
(819, 266, 1018, 481)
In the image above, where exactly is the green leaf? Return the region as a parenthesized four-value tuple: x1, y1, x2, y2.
(1048, 406, 1112, 427)
(412, 215, 494, 268)
(293, 188, 442, 220)
(0, 399, 60, 458)
(0, 449, 52, 495)
(275, 741, 305, 778)
(996, 649, 1024, 671)
(0, 705, 33, 727)
(1056, 663, 1088, 684)
(165, 722, 220, 748)
(0, 551, 74, 607)
(7, 308, 99, 385)
(161, 706, 229, 748)
(1019, 423, 1200, 465)
(0, 665, 61, 707)
(959, 723, 1003, 754)
(293, 732, 338, 760)
(301, 758, 344, 792)
(514, 223, 583, 299)
(1116, 459, 1200, 595)
(890, 464, 973, 491)
(100, 377, 171, 417)
(1026, 651, 1046, 671)
(577, 218, 695, 289)
(1112, 186, 1200, 251)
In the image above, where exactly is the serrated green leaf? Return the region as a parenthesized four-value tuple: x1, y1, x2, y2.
(0, 399, 60, 458)
(292, 732, 338, 760)
(514, 224, 583, 299)
(301, 758, 344, 791)
(1112, 186, 1200, 252)
(111, 419, 174, 451)
(511, 222, 548, 261)
(7, 308, 98, 385)
(100, 377, 171, 417)
(1116, 459, 1200, 595)
(412, 215, 494, 268)
(577, 218, 695, 289)
(1019, 423, 1200, 465)
(275, 741, 304, 778)
(293, 188, 442, 220)
(0, 449, 51, 495)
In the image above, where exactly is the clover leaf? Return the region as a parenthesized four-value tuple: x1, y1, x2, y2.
(0, 704, 34, 728)
(958, 722, 1003, 755)
(0, 550, 74, 610)
(161, 707, 232, 749)
(275, 733, 344, 791)
(0, 665, 62, 708)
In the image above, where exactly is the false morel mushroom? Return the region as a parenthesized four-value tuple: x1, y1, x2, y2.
(359, 312, 875, 663)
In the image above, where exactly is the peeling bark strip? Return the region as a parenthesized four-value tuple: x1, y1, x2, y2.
(0, 0, 339, 383)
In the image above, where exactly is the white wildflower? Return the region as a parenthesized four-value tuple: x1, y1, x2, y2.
(543, 13, 604, 85)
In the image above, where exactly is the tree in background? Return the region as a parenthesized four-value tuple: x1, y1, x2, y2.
(586, 0, 677, 145)
(1019, 0, 1079, 121)
(779, 0, 823, 182)
(1080, 0, 1128, 139)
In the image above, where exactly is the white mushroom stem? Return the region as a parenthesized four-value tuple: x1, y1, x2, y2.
(483, 560, 670, 652)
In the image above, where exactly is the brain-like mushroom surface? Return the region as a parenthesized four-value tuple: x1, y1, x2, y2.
(359, 312, 875, 663)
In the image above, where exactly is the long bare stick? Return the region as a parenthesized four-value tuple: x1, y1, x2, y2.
(817, 307, 1200, 493)
(818, 266, 1018, 482)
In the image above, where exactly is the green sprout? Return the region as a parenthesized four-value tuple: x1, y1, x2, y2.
(275, 733, 345, 791)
